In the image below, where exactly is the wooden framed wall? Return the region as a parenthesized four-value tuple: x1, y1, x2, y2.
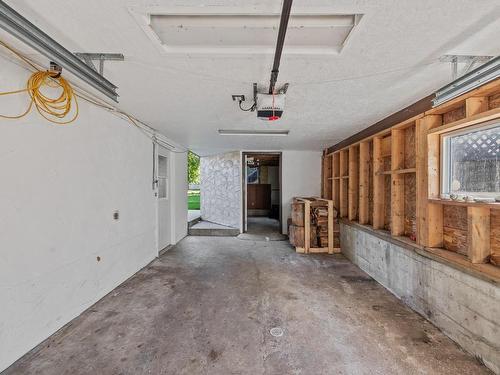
(321, 78, 500, 276)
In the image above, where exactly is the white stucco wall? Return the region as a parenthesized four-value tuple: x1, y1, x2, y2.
(281, 151, 322, 234)
(200, 151, 241, 228)
(172, 151, 188, 243)
(0, 57, 187, 371)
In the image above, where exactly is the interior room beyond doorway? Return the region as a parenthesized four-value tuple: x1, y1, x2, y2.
(243, 153, 283, 240)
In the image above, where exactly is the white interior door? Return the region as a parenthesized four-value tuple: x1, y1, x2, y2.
(157, 147, 171, 251)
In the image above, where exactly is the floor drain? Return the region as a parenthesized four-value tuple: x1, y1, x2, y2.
(270, 327, 284, 337)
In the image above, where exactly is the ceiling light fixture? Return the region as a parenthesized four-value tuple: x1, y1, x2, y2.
(218, 129, 289, 136)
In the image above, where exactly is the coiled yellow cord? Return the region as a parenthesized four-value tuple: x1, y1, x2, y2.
(28, 71, 78, 124)
(0, 40, 78, 124)
(0, 70, 78, 124)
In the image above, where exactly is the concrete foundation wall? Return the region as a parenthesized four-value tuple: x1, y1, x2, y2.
(0, 58, 187, 371)
(200, 151, 241, 228)
(340, 223, 500, 374)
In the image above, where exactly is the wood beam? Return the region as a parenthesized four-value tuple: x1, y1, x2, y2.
(327, 94, 434, 154)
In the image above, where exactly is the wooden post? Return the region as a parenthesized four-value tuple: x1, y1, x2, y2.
(322, 155, 329, 199)
(467, 207, 490, 263)
(332, 153, 340, 210)
(339, 150, 348, 218)
(328, 200, 334, 254)
(348, 145, 359, 221)
(391, 129, 405, 236)
(304, 200, 311, 254)
(373, 137, 385, 229)
(359, 141, 370, 224)
(416, 115, 443, 247)
(321, 154, 325, 198)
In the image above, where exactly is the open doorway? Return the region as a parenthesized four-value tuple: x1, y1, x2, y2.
(187, 151, 201, 225)
(242, 152, 284, 240)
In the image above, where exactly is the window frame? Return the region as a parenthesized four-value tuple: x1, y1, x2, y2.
(440, 119, 499, 198)
(157, 154, 169, 200)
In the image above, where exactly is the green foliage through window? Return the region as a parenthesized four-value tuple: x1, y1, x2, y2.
(188, 151, 200, 184)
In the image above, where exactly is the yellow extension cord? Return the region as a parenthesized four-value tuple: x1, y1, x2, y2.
(0, 41, 78, 124)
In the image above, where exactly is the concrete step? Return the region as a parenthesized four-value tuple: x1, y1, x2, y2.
(188, 220, 239, 237)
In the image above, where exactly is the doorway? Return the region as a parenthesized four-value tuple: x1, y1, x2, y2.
(242, 152, 283, 239)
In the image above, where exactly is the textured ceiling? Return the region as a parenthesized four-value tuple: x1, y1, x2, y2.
(1, 0, 499, 156)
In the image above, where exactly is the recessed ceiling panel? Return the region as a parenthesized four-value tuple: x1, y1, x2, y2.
(146, 13, 361, 54)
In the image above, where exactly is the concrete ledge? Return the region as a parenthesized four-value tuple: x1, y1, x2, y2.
(340, 222, 500, 374)
(340, 219, 500, 285)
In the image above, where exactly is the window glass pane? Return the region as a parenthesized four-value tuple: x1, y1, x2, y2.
(448, 124, 499, 195)
(158, 155, 168, 178)
(158, 177, 167, 199)
(247, 167, 259, 183)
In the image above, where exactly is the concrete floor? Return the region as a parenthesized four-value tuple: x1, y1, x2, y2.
(4, 237, 490, 375)
(238, 217, 287, 241)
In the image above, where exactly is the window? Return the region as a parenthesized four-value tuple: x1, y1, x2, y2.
(158, 155, 168, 199)
(441, 121, 500, 197)
(247, 167, 259, 184)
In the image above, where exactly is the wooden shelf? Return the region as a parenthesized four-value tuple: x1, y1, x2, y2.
(429, 198, 500, 209)
(375, 170, 392, 176)
(341, 175, 349, 179)
(375, 168, 416, 176)
(392, 168, 416, 174)
(332, 176, 341, 180)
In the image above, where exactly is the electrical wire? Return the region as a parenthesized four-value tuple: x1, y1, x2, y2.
(238, 100, 255, 112)
(0, 39, 187, 152)
(0, 42, 78, 124)
(0, 70, 78, 124)
(28, 70, 78, 124)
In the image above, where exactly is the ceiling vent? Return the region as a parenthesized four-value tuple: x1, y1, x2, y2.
(130, 7, 362, 55)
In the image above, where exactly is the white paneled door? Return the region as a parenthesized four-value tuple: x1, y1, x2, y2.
(157, 146, 171, 251)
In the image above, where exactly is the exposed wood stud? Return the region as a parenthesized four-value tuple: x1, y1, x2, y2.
(416, 115, 443, 246)
(468, 207, 490, 263)
(348, 146, 359, 221)
(359, 141, 370, 224)
(322, 79, 500, 272)
(332, 153, 340, 210)
(373, 137, 385, 229)
(465, 96, 488, 117)
(391, 129, 405, 236)
(339, 150, 348, 218)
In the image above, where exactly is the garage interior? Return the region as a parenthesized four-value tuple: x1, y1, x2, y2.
(1, 0, 499, 374)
